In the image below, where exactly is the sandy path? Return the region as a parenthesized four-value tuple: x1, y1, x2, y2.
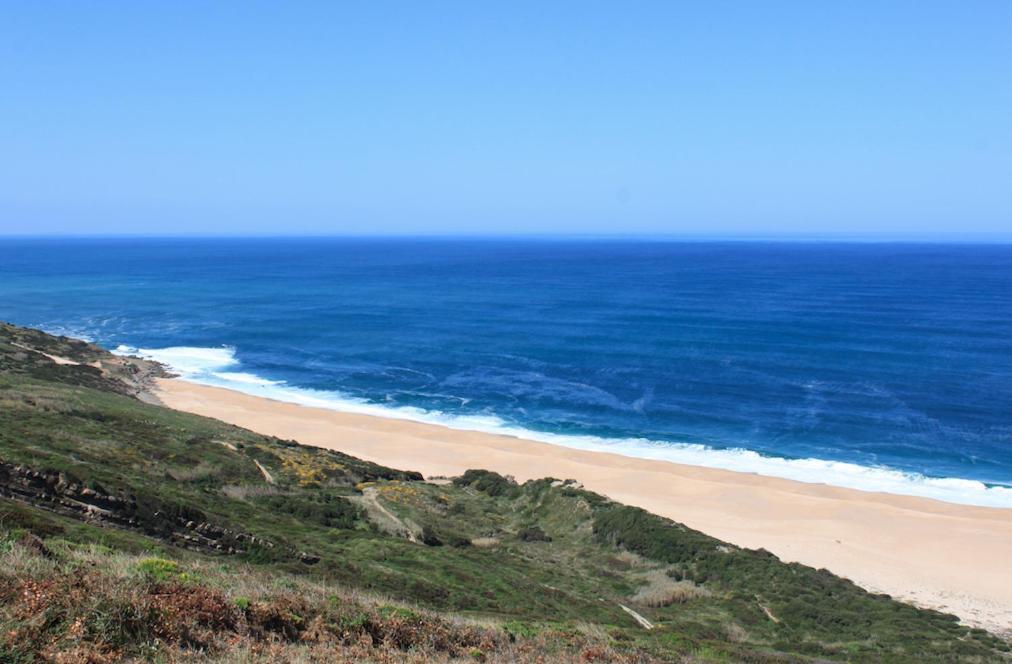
(253, 459, 275, 484)
(154, 378, 1012, 634)
(350, 486, 419, 542)
(11, 342, 81, 366)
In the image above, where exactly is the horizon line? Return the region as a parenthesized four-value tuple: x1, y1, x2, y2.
(2, 231, 1012, 244)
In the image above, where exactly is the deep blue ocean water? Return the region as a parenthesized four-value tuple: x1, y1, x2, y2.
(2, 238, 1010, 506)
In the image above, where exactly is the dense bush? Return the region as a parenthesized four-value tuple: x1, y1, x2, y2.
(452, 469, 519, 497)
(255, 493, 362, 529)
(593, 505, 711, 566)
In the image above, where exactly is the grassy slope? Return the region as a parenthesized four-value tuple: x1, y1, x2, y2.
(0, 323, 1008, 663)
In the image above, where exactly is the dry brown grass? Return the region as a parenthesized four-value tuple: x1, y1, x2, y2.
(220, 484, 285, 500)
(724, 621, 749, 643)
(631, 569, 710, 608)
(167, 461, 221, 482)
(0, 532, 660, 664)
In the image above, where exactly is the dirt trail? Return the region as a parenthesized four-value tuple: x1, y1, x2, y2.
(350, 487, 418, 542)
(253, 460, 275, 484)
(11, 342, 81, 366)
(756, 596, 781, 624)
(619, 604, 654, 629)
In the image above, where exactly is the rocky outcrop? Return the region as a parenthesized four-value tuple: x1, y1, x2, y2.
(0, 321, 168, 400)
(0, 460, 271, 557)
(0, 462, 137, 525)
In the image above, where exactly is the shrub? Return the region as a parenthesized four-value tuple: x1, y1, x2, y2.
(255, 493, 362, 529)
(420, 526, 443, 547)
(452, 470, 518, 498)
(502, 620, 539, 640)
(518, 526, 551, 542)
(377, 605, 419, 621)
(136, 557, 180, 582)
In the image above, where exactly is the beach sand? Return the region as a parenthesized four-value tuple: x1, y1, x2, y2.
(154, 377, 1012, 634)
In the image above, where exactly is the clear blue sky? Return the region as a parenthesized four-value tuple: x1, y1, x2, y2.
(2, 2, 1010, 237)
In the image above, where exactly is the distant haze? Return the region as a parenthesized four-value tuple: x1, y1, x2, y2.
(1, 3, 1010, 237)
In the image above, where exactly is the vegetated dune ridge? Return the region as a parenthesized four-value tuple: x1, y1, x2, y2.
(154, 377, 1012, 635)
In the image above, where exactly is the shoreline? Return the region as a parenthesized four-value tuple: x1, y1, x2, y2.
(115, 345, 1012, 508)
(153, 376, 1012, 634)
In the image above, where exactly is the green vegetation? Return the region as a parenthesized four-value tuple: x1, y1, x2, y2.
(136, 557, 183, 582)
(0, 322, 1008, 662)
(253, 493, 363, 530)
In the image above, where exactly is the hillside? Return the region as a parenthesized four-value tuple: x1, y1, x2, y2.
(0, 323, 1008, 662)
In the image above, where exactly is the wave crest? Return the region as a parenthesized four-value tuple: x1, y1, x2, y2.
(115, 344, 238, 376)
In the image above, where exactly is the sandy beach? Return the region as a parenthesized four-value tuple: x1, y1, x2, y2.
(154, 377, 1012, 634)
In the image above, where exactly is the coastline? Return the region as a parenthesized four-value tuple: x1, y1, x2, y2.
(153, 376, 1012, 634)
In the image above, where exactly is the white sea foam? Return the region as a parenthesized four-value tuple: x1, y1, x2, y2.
(113, 344, 1012, 509)
(115, 345, 238, 376)
(211, 372, 285, 386)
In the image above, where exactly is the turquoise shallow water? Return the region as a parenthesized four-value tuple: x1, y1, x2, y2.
(2, 238, 1010, 506)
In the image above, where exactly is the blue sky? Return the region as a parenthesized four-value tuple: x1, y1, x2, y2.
(1, 2, 1010, 237)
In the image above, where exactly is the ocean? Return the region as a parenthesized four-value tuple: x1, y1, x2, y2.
(2, 237, 1010, 507)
